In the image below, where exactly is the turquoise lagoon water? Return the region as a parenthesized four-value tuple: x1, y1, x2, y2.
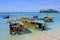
(0, 12, 60, 40)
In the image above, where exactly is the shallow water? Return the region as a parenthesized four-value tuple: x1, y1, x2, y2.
(0, 12, 60, 40)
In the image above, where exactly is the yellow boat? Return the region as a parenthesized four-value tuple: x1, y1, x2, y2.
(19, 21, 37, 28)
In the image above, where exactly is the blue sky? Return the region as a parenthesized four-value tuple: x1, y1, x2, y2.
(0, 0, 60, 12)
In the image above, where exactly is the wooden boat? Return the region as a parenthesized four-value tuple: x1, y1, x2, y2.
(44, 16, 54, 22)
(6, 17, 47, 35)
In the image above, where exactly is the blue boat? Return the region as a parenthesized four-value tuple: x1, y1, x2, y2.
(3, 14, 10, 19)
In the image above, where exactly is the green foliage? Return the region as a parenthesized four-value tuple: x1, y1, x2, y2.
(40, 9, 59, 13)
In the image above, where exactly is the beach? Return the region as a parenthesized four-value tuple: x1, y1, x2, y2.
(0, 12, 60, 40)
(1, 28, 60, 40)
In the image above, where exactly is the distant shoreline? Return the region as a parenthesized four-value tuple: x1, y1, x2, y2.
(39, 9, 59, 13)
(0, 12, 59, 13)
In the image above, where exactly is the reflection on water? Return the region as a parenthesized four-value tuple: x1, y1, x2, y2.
(44, 22, 53, 30)
(44, 22, 53, 27)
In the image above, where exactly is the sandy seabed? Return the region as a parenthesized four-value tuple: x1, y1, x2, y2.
(3, 28, 60, 40)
